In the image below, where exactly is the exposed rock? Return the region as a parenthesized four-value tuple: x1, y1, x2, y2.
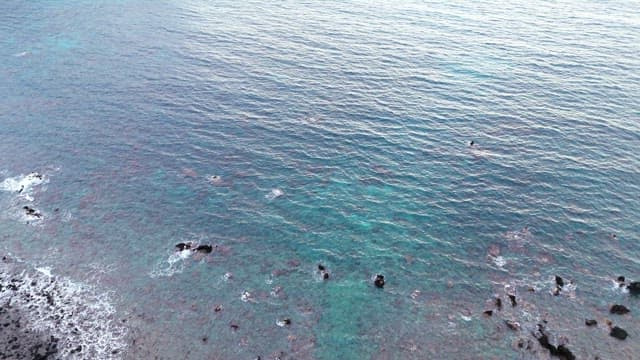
(318, 264, 330, 280)
(534, 324, 576, 360)
(508, 294, 517, 307)
(374, 274, 385, 288)
(555, 276, 564, 288)
(585, 319, 597, 327)
(610, 326, 628, 340)
(483, 310, 493, 317)
(195, 244, 213, 253)
(610, 305, 630, 315)
(627, 282, 640, 295)
(556, 345, 575, 360)
(22, 206, 42, 218)
(0, 302, 60, 360)
(175, 243, 191, 251)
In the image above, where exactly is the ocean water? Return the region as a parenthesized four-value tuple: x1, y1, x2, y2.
(1, 0, 640, 358)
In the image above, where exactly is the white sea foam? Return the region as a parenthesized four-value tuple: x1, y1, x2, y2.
(469, 147, 494, 158)
(149, 249, 193, 278)
(610, 279, 629, 293)
(0, 173, 49, 224)
(240, 290, 252, 303)
(0, 172, 47, 196)
(492, 255, 507, 268)
(35, 266, 53, 277)
(265, 188, 284, 200)
(208, 175, 223, 184)
(504, 227, 533, 244)
(0, 259, 127, 359)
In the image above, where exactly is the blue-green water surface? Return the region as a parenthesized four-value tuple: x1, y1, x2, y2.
(1, 1, 640, 359)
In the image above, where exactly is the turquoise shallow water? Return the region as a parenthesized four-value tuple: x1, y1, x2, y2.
(1, 0, 640, 359)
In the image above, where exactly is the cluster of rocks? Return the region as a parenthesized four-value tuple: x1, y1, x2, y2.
(0, 304, 60, 360)
(22, 206, 42, 219)
(483, 274, 637, 359)
(534, 323, 575, 360)
(174, 242, 214, 254)
(317, 264, 330, 280)
(0, 255, 126, 359)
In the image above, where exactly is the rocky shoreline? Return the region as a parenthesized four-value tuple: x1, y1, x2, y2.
(0, 302, 60, 360)
(0, 255, 126, 359)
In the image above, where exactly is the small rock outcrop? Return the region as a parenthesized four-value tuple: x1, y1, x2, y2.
(195, 245, 213, 253)
(610, 305, 630, 315)
(610, 326, 628, 340)
(627, 282, 640, 295)
(585, 319, 597, 327)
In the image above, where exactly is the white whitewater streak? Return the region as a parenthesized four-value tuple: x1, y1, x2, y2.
(265, 188, 284, 200)
(149, 249, 193, 278)
(492, 255, 507, 268)
(0, 172, 47, 194)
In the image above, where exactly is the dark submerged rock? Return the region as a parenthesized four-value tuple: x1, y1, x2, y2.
(585, 319, 597, 327)
(508, 294, 517, 307)
(617, 276, 625, 283)
(483, 310, 493, 317)
(495, 297, 502, 310)
(318, 264, 325, 271)
(555, 276, 564, 288)
(610, 326, 628, 340)
(610, 304, 630, 315)
(374, 274, 385, 288)
(505, 320, 520, 331)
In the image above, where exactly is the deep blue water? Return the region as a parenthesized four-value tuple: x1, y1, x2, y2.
(1, 0, 640, 359)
